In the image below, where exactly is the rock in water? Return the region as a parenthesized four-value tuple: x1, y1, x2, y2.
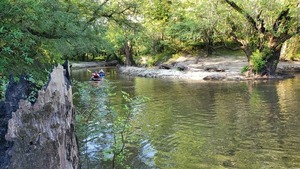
(1, 64, 79, 169)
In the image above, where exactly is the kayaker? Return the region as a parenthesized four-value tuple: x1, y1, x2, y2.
(92, 71, 100, 78)
(99, 69, 105, 77)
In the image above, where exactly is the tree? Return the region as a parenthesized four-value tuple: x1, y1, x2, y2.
(0, 0, 142, 99)
(222, 0, 300, 76)
(140, 0, 173, 54)
(0, 0, 104, 82)
(280, 35, 300, 60)
(166, 0, 222, 56)
(94, 0, 142, 66)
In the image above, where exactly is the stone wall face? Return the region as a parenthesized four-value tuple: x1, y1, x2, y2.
(1, 64, 79, 169)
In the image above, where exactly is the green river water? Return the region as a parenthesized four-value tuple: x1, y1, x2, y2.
(72, 67, 300, 169)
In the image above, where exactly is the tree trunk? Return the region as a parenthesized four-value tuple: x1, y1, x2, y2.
(203, 29, 214, 56)
(224, 0, 299, 77)
(280, 42, 288, 60)
(124, 40, 136, 66)
(262, 48, 281, 76)
(206, 36, 214, 56)
(241, 45, 252, 62)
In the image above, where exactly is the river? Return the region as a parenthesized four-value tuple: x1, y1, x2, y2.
(72, 67, 300, 169)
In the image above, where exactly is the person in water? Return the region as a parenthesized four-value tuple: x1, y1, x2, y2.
(92, 71, 100, 78)
(99, 69, 105, 77)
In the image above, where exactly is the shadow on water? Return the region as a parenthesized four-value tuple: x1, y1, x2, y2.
(72, 68, 300, 169)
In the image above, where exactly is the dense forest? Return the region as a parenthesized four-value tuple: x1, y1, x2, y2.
(1, 0, 300, 98)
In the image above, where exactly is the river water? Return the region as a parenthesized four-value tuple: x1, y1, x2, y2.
(72, 67, 300, 169)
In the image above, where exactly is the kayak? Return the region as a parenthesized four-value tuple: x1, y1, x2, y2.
(91, 76, 103, 81)
(90, 71, 105, 81)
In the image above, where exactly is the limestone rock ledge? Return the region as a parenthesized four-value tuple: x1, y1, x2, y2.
(2, 64, 79, 169)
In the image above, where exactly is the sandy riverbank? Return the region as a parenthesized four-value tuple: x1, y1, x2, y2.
(118, 56, 300, 81)
(71, 56, 300, 81)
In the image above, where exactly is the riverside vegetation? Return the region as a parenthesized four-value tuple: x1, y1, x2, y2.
(1, 0, 300, 96)
(73, 80, 148, 169)
(0, 0, 299, 168)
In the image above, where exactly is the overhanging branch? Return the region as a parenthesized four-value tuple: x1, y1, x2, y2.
(26, 27, 61, 39)
(224, 0, 258, 31)
(87, 0, 110, 24)
(273, 7, 290, 32)
(256, 10, 266, 33)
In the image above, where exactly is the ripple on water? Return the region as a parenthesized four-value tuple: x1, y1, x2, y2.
(138, 139, 157, 168)
(73, 69, 300, 169)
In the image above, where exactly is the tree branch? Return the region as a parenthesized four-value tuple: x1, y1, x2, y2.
(26, 27, 62, 39)
(87, 0, 110, 24)
(256, 10, 266, 34)
(87, 0, 135, 25)
(272, 7, 290, 32)
(224, 0, 258, 31)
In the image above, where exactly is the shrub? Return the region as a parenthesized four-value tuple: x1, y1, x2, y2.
(250, 50, 267, 74)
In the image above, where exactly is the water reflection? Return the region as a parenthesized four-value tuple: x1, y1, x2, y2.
(72, 68, 300, 169)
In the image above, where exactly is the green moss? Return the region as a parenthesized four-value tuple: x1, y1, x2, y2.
(0, 76, 8, 100)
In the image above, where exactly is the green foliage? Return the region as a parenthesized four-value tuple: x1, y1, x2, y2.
(250, 50, 267, 74)
(1, 0, 299, 80)
(223, 0, 300, 74)
(25, 73, 47, 103)
(73, 80, 108, 168)
(73, 80, 148, 169)
(1, 0, 137, 96)
(282, 35, 300, 61)
(241, 65, 249, 74)
(0, 1, 63, 92)
(0, 0, 298, 93)
(152, 52, 174, 65)
(107, 89, 147, 168)
(213, 48, 244, 57)
(0, 76, 8, 101)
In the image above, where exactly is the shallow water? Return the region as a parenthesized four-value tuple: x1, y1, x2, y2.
(72, 67, 300, 169)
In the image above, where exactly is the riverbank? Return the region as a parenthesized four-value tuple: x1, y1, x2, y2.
(71, 56, 300, 81)
(118, 56, 300, 81)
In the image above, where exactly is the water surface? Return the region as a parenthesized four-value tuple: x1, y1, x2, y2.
(72, 67, 300, 169)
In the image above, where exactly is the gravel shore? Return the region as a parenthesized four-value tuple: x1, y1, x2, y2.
(71, 56, 300, 81)
(118, 56, 300, 81)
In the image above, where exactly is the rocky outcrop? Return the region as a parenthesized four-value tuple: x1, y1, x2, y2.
(0, 64, 79, 169)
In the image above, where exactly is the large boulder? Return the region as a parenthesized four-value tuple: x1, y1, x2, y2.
(0, 64, 79, 169)
(159, 64, 173, 70)
(203, 74, 226, 81)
